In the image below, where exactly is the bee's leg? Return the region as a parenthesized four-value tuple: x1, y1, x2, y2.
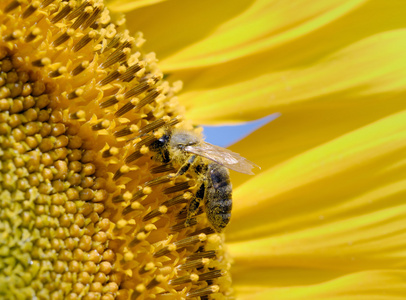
(170, 155, 196, 178)
(185, 180, 205, 227)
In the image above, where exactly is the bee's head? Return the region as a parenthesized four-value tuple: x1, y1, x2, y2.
(149, 132, 171, 152)
(170, 130, 199, 151)
(149, 130, 172, 163)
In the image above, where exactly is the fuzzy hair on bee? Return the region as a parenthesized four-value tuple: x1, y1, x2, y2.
(149, 128, 257, 232)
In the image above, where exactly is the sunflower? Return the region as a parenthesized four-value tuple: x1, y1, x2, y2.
(1, 0, 406, 299)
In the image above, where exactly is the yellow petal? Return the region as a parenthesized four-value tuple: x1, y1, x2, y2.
(149, 0, 368, 70)
(106, 0, 167, 12)
(229, 203, 406, 268)
(180, 28, 406, 123)
(233, 270, 406, 299)
(227, 108, 406, 242)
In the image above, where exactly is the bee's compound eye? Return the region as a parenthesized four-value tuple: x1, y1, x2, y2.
(150, 134, 170, 151)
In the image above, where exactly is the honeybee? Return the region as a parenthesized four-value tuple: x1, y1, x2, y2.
(149, 128, 257, 232)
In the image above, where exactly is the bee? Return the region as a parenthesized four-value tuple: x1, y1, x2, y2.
(149, 128, 257, 232)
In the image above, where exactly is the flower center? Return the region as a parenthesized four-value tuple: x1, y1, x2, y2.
(0, 0, 232, 299)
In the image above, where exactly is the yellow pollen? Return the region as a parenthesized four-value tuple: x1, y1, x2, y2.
(142, 186, 152, 195)
(123, 191, 132, 201)
(144, 262, 155, 271)
(123, 252, 134, 262)
(168, 244, 177, 252)
(140, 145, 149, 154)
(158, 205, 168, 214)
(131, 201, 142, 210)
(135, 284, 146, 293)
(144, 224, 157, 232)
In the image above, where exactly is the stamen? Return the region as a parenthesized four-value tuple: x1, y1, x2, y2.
(100, 48, 130, 69)
(4, 30, 22, 42)
(124, 81, 150, 99)
(177, 207, 203, 220)
(113, 165, 131, 181)
(150, 163, 176, 174)
(25, 27, 41, 43)
(32, 57, 51, 67)
(51, 2, 74, 23)
(186, 250, 217, 261)
(199, 270, 225, 281)
(81, 6, 102, 29)
(146, 275, 165, 290)
(114, 40, 133, 54)
(163, 181, 193, 194)
(102, 146, 119, 158)
(171, 218, 197, 232)
(169, 273, 199, 286)
(161, 193, 192, 207)
(131, 88, 160, 111)
(71, 61, 89, 76)
(91, 119, 110, 131)
(187, 227, 216, 237)
(67, 88, 84, 100)
(52, 28, 75, 47)
(142, 205, 168, 222)
(176, 258, 210, 271)
(186, 285, 220, 299)
(40, 0, 54, 8)
(122, 202, 143, 216)
(49, 66, 67, 78)
(73, 31, 96, 52)
(22, 1, 40, 19)
(124, 150, 142, 164)
(174, 233, 207, 248)
(131, 187, 152, 202)
(132, 134, 160, 150)
(115, 87, 162, 117)
(114, 124, 139, 137)
(114, 100, 137, 118)
(105, 36, 120, 52)
(153, 244, 177, 258)
(128, 224, 156, 246)
(5, 0, 21, 13)
(120, 62, 144, 82)
(129, 231, 148, 246)
(139, 262, 156, 275)
(99, 70, 121, 86)
(70, 6, 93, 30)
(99, 94, 121, 108)
(144, 175, 172, 187)
(67, 0, 89, 20)
(137, 116, 169, 136)
(69, 110, 85, 120)
(131, 284, 146, 300)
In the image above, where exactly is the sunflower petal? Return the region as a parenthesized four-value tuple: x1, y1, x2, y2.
(233, 270, 406, 299)
(180, 28, 406, 123)
(229, 203, 406, 269)
(160, 0, 368, 70)
(106, 0, 167, 12)
(227, 109, 406, 249)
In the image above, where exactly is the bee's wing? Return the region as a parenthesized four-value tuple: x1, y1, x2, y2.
(185, 142, 258, 175)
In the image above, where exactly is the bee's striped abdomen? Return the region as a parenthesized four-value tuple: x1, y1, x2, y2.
(204, 163, 232, 232)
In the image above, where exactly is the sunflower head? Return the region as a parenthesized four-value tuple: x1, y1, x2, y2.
(0, 0, 232, 299)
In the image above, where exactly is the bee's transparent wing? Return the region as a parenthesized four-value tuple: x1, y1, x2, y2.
(185, 142, 258, 175)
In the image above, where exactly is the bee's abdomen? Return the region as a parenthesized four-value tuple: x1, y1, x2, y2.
(205, 164, 232, 232)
